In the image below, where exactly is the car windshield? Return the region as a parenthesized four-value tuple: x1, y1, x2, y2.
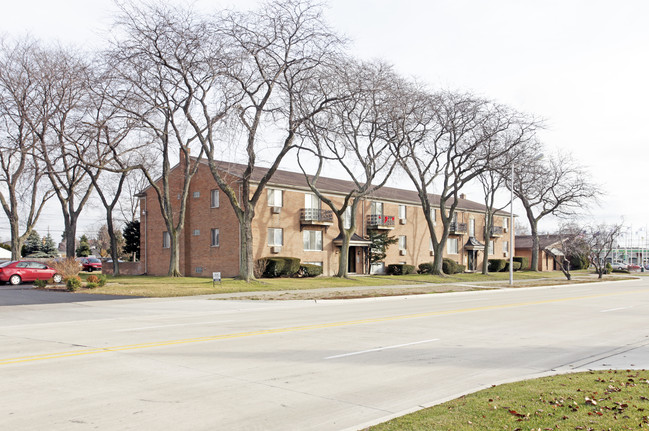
(87, 258, 101, 263)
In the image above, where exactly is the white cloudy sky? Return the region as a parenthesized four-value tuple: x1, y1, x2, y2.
(1, 0, 648, 243)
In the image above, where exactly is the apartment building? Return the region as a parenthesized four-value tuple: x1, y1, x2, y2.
(138, 159, 513, 277)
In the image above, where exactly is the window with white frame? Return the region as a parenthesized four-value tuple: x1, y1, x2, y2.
(193, 191, 200, 198)
(398, 235, 407, 250)
(398, 205, 407, 221)
(211, 189, 220, 208)
(429, 237, 434, 251)
(267, 188, 283, 207)
(469, 218, 475, 237)
(192, 229, 200, 236)
(503, 217, 509, 230)
(268, 228, 283, 246)
(162, 232, 170, 248)
(430, 208, 437, 225)
(303, 230, 322, 251)
(489, 240, 495, 255)
(304, 193, 320, 209)
(211, 228, 220, 247)
(370, 201, 383, 215)
(447, 237, 459, 254)
(503, 240, 509, 256)
(343, 206, 352, 229)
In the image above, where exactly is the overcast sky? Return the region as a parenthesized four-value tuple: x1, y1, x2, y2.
(1, 0, 648, 244)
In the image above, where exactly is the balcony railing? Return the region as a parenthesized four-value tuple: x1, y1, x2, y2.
(300, 208, 334, 225)
(366, 214, 396, 230)
(449, 222, 467, 234)
(490, 226, 504, 237)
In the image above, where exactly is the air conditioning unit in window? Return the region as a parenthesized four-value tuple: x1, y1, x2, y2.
(271, 206, 281, 214)
(399, 249, 406, 256)
(399, 218, 407, 225)
(429, 250, 434, 256)
(271, 246, 282, 254)
(503, 227, 508, 233)
(503, 251, 508, 257)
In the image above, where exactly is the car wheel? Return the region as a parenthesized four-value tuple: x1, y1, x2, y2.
(52, 274, 63, 284)
(88, 267, 93, 272)
(9, 274, 21, 285)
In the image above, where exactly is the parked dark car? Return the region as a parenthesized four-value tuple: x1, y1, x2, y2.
(80, 257, 102, 272)
(0, 261, 62, 285)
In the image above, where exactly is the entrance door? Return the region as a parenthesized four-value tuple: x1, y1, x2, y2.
(467, 251, 475, 271)
(348, 246, 356, 273)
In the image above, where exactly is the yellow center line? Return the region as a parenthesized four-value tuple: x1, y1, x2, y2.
(1, 288, 645, 366)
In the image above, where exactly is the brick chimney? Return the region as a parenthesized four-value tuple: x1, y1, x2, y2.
(459, 193, 466, 200)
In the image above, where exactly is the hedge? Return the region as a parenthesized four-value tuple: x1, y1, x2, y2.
(488, 259, 507, 273)
(263, 257, 301, 278)
(513, 256, 529, 270)
(418, 262, 434, 274)
(299, 264, 323, 277)
(442, 258, 464, 274)
(387, 264, 416, 275)
(503, 261, 522, 272)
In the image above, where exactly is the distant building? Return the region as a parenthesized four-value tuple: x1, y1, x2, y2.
(515, 234, 563, 271)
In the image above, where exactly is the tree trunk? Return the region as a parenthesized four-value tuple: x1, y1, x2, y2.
(106, 211, 119, 276)
(167, 231, 181, 277)
(239, 213, 255, 282)
(432, 243, 444, 275)
(9, 215, 21, 260)
(481, 217, 491, 275)
(530, 222, 540, 272)
(64, 218, 77, 258)
(337, 228, 352, 278)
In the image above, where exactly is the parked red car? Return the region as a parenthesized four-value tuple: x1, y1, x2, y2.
(0, 261, 62, 285)
(79, 257, 102, 272)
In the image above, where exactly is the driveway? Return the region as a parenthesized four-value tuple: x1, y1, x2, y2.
(0, 283, 137, 306)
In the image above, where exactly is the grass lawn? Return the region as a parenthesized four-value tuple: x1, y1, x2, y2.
(72, 270, 609, 298)
(366, 369, 649, 430)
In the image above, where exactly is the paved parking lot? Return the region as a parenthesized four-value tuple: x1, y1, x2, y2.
(0, 284, 136, 306)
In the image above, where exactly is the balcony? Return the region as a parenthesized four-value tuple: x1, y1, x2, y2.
(490, 226, 504, 237)
(300, 208, 334, 231)
(449, 222, 467, 234)
(366, 214, 396, 230)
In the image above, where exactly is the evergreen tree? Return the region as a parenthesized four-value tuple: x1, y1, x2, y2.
(368, 231, 397, 264)
(123, 220, 140, 261)
(41, 233, 59, 258)
(75, 234, 91, 257)
(21, 230, 41, 257)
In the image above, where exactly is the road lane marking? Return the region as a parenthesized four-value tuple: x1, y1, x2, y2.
(324, 339, 439, 360)
(114, 320, 234, 331)
(600, 306, 633, 313)
(1, 288, 647, 366)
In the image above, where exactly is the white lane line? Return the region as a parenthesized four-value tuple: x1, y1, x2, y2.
(115, 320, 234, 331)
(601, 306, 633, 313)
(324, 338, 439, 360)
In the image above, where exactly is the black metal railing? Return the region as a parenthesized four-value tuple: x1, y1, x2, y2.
(300, 208, 334, 223)
(490, 226, 504, 236)
(366, 214, 396, 228)
(450, 222, 467, 234)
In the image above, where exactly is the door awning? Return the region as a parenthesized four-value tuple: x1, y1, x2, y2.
(464, 236, 485, 251)
(333, 233, 372, 247)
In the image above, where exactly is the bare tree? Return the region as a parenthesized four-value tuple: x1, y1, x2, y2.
(512, 151, 600, 271)
(297, 60, 402, 277)
(397, 90, 535, 274)
(551, 222, 590, 280)
(583, 222, 623, 278)
(0, 38, 54, 260)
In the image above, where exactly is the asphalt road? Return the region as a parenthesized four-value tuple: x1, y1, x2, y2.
(1, 278, 648, 430)
(0, 283, 137, 306)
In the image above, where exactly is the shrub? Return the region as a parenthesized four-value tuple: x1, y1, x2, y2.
(299, 264, 323, 277)
(488, 259, 507, 273)
(263, 257, 301, 278)
(65, 276, 82, 292)
(87, 275, 100, 284)
(254, 258, 268, 279)
(97, 274, 107, 287)
(503, 261, 522, 272)
(386, 264, 416, 275)
(33, 279, 48, 288)
(442, 258, 464, 274)
(569, 254, 589, 270)
(605, 262, 612, 274)
(48, 258, 81, 279)
(85, 282, 98, 289)
(418, 262, 435, 274)
(513, 256, 529, 270)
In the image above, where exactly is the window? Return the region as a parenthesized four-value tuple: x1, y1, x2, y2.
(503, 240, 509, 257)
(489, 240, 495, 255)
(430, 208, 437, 225)
(268, 189, 283, 207)
(304, 193, 320, 209)
(192, 229, 200, 236)
(398, 235, 407, 250)
(211, 228, 220, 247)
(162, 232, 170, 248)
(343, 206, 352, 230)
(447, 237, 459, 254)
(195, 267, 203, 273)
(193, 191, 200, 198)
(211, 189, 220, 208)
(268, 228, 283, 246)
(398, 205, 407, 220)
(429, 237, 434, 251)
(303, 230, 323, 251)
(451, 212, 458, 224)
(503, 217, 509, 230)
(370, 201, 383, 215)
(469, 218, 475, 237)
